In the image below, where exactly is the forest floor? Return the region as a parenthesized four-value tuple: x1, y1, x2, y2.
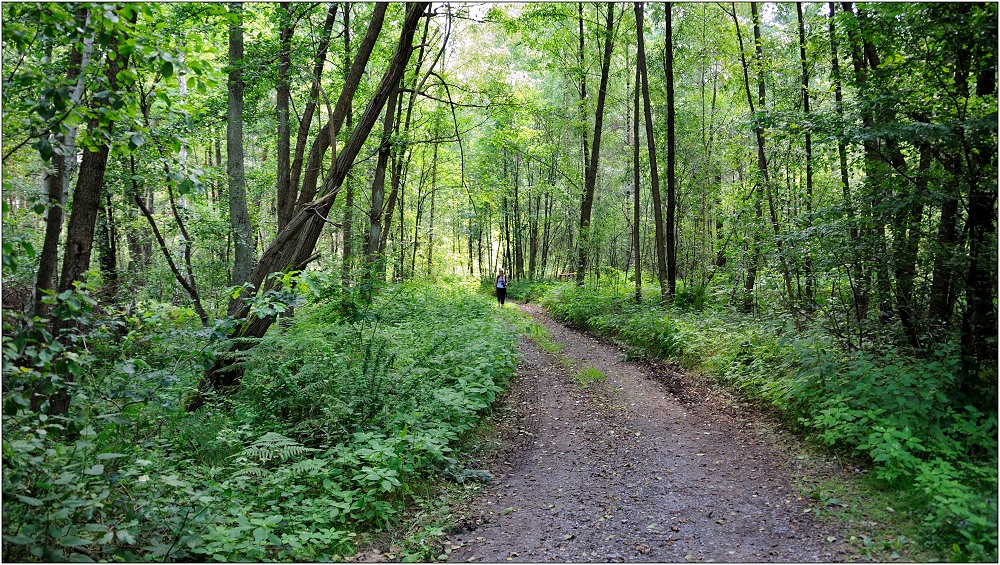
(444, 302, 857, 563)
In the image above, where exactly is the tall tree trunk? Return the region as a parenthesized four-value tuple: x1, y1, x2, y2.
(35, 6, 92, 317)
(288, 3, 338, 208)
(49, 12, 132, 416)
(574, 2, 588, 278)
(842, 1, 895, 323)
(729, 3, 762, 311)
(957, 3, 998, 400)
(828, 1, 866, 325)
(228, 2, 254, 315)
(275, 3, 294, 232)
(636, 2, 667, 302)
(341, 4, 355, 285)
(576, 3, 615, 285)
(58, 21, 130, 298)
(749, 2, 796, 313)
(632, 31, 642, 304)
(797, 2, 814, 305)
(664, 3, 677, 300)
(191, 3, 428, 409)
(364, 81, 402, 281)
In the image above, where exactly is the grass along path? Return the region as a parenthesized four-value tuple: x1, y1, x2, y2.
(444, 302, 859, 562)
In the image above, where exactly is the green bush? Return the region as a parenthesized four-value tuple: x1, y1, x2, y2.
(222, 280, 517, 553)
(542, 283, 685, 359)
(2, 278, 518, 562)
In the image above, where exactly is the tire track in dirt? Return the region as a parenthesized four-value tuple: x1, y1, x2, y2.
(446, 303, 848, 563)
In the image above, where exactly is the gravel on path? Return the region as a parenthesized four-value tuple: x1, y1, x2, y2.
(446, 302, 848, 563)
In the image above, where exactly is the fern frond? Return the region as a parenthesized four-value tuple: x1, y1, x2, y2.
(233, 464, 271, 479)
(286, 458, 328, 477)
(239, 432, 317, 466)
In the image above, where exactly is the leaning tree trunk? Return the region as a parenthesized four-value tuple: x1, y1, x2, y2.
(381, 12, 436, 254)
(295, 3, 388, 212)
(189, 2, 429, 410)
(636, 2, 667, 303)
(576, 3, 615, 285)
(288, 3, 338, 215)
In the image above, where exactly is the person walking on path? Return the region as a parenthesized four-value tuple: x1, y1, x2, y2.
(495, 268, 509, 307)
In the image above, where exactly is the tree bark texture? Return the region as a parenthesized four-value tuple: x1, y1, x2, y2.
(35, 6, 91, 316)
(796, 2, 814, 304)
(636, 2, 667, 302)
(58, 21, 130, 297)
(664, 3, 677, 300)
(227, 2, 254, 315)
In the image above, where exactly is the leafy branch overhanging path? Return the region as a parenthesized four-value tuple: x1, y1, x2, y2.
(447, 303, 850, 562)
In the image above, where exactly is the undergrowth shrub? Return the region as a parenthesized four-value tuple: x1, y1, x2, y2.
(3, 282, 230, 562)
(542, 283, 685, 359)
(3, 275, 517, 562)
(218, 279, 517, 557)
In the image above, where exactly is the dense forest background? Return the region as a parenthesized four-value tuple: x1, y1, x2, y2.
(2, 2, 996, 562)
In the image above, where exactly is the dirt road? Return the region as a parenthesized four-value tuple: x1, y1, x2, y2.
(446, 302, 848, 562)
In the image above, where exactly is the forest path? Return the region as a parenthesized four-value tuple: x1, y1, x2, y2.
(445, 302, 849, 562)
